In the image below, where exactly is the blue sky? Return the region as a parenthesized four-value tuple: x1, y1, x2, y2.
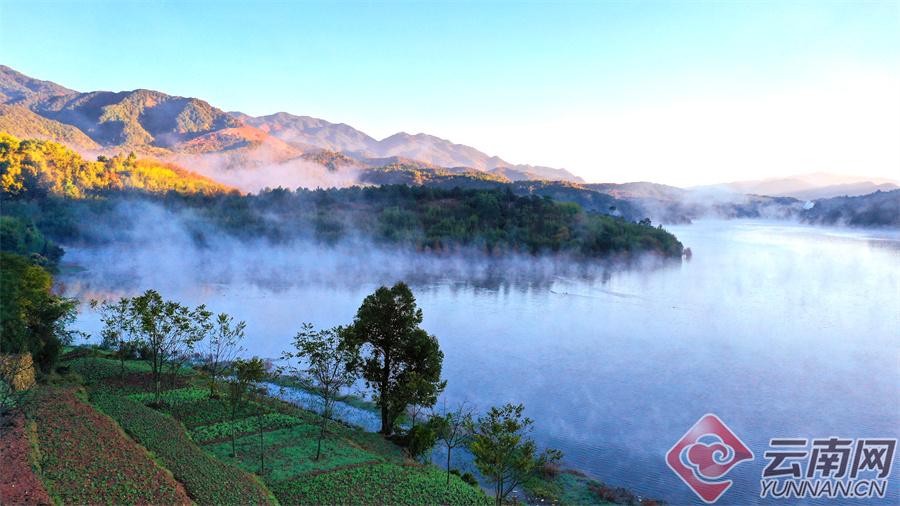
(1, 0, 898, 185)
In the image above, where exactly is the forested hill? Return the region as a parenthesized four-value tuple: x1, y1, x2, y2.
(1, 133, 683, 262)
(166, 186, 684, 259)
(0, 132, 236, 198)
(800, 189, 900, 227)
(359, 164, 645, 220)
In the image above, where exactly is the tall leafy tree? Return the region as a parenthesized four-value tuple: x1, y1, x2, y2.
(125, 290, 196, 405)
(346, 282, 445, 436)
(0, 253, 76, 372)
(468, 403, 563, 506)
(282, 323, 359, 460)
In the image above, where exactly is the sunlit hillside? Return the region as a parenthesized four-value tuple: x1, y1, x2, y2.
(0, 132, 236, 197)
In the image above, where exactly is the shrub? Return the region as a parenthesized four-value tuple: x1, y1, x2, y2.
(539, 461, 561, 480)
(589, 482, 640, 504)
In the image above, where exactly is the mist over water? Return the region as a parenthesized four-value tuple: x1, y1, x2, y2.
(56, 219, 900, 505)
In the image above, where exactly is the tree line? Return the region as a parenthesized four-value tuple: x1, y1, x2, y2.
(2, 132, 683, 262)
(92, 282, 561, 505)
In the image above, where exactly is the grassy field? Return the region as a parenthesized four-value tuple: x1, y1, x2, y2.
(39, 352, 488, 505)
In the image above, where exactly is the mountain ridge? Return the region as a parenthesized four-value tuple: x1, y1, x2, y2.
(0, 65, 583, 183)
(232, 110, 584, 182)
(695, 172, 899, 200)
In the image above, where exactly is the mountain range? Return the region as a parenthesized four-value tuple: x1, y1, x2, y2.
(695, 172, 898, 200)
(0, 65, 582, 183)
(1, 64, 895, 222)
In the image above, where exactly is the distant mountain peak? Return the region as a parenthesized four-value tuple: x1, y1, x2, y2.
(0, 66, 585, 184)
(0, 65, 76, 104)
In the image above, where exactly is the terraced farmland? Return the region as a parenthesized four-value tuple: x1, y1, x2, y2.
(58, 354, 487, 505)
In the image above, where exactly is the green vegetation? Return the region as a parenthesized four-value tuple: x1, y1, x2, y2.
(0, 252, 76, 373)
(182, 184, 680, 258)
(128, 386, 209, 405)
(469, 403, 563, 505)
(202, 312, 246, 397)
(61, 284, 497, 505)
(2, 255, 653, 505)
(189, 413, 303, 443)
(93, 289, 210, 405)
(0, 132, 234, 198)
(361, 164, 510, 186)
(433, 402, 474, 484)
(208, 424, 379, 481)
(26, 387, 190, 505)
(90, 392, 275, 505)
(165, 396, 261, 429)
(1, 133, 683, 264)
(67, 355, 153, 383)
(347, 282, 446, 436)
(81, 351, 486, 505)
(269, 462, 490, 505)
(282, 323, 360, 459)
(801, 189, 900, 228)
(0, 216, 63, 269)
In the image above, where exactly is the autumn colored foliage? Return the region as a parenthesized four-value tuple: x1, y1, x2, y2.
(0, 131, 235, 198)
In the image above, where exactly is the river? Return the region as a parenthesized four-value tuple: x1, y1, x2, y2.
(58, 219, 900, 505)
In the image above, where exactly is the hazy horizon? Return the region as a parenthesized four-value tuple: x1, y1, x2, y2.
(2, 0, 898, 186)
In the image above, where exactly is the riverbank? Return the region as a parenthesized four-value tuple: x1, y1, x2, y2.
(7, 346, 664, 505)
(9, 348, 487, 505)
(252, 363, 663, 505)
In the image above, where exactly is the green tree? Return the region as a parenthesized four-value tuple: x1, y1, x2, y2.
(282, 323, 359, 460)
(346, 282, 446, 436)
(0, 216, 63, 270)
(125, 290, 196, 405)
(0, 253, 76, 372)
(406, 418, 440, 463)
(468, 404, 563, 506)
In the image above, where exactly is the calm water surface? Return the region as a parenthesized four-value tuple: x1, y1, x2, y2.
(59, 220, 900, 505)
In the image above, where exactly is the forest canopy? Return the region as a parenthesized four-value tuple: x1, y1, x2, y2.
(0, 132, 683, 260)
(0, 132, 234, 198)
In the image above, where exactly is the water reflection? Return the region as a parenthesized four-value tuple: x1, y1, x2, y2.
(57, 220, 900, 505)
